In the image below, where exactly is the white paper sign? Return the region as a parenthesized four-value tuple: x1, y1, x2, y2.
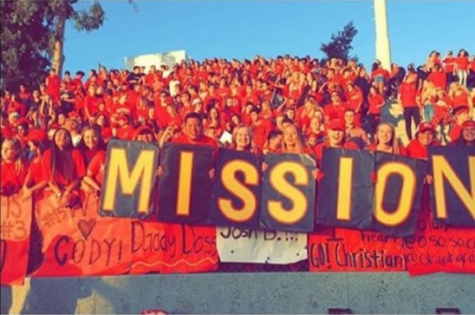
(217, 227, 307, 264)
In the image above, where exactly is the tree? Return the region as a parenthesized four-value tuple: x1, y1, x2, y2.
(1, 1, 53, 90)
(1, 0, 119, 91)
(49, 0, 106, 76)
(320, 21, 358, 64)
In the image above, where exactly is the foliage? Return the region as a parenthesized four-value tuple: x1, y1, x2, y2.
(1, 1, 53, 90)
(1, 0, 107, 92)
(320, 21, 358, 64)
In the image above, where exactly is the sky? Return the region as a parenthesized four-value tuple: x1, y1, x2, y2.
(63, 0, 475, 73)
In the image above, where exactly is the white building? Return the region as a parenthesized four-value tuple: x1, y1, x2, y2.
(124, 49, 189, 77)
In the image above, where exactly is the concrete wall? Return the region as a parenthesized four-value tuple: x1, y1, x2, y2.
(2, 273, 474, 314)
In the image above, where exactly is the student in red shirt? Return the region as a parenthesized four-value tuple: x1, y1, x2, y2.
(133, 125, 158, 144)
(263, 130, 283, 154)
(22, 130, 48, 200)
(204, 106, 225, 139)
(455, 49, 470, 87)
(84, 85, 99, 120)
(78, 126, 106, 166)
(314, 119, 359, 165)
(398, 73, 421, 140)
(427, 64, 447, 90)
(324, 91, 348, 122)
(45, 68, 61, 105)
(114, 112, 136, 141)
(171, 112, 218, 151)
(344, 109, 369, 149)
(275, 123, 311, 155)
(42, 128, 86, 208)
(371, 61, 389, 95)
(366, 122, 407, 156)
(451, 119, 475, 147)
(346, 83, 364, 124)
(83, 151, 107, 193)
(443, 51, 457, 85)
(249, 106, 272, 150)
(305, 115, 325, 145)
(18, 85, 31, 105)
(449, 106, 470, 141)
(231, 124, 261, 154)
(1, 137, 28, 196)
(8, 94, 27, 117)
(406, 122, 439, 160)
(367, 86, 386, 133)
(406, 122, 440, 206)
(448, 83, 470, 108)
(95, 113, 113, 142)
(158, 112, 218, 177)
(84, 118, 127, 194)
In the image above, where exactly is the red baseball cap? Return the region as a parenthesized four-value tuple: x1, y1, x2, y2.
(453, 106, 469, 116)
(416, 122, 435, 134)
(461, 120, 475, 129)
(133, 125, 154, 140)
(326, 119, 346, 131)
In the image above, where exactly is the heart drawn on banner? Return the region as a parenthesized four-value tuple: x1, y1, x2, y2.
(78, 219, 97, 240)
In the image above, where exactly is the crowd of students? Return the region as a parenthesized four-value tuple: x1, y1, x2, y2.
(1, 50, 475, 203)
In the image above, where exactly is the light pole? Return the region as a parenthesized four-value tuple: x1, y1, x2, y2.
(374, 0, 392, 70)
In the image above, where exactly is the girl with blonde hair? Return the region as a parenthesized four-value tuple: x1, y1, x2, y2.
(1, 137, 28, 196)
(231, 124, 260, 154)
(366, 122, 407, 156)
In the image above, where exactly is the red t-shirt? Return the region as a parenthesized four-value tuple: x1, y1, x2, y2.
(251, 120, 272, 150)
(324, 103, 348, 121)
(84, 95, 99, 118)
(87, 151, 107, 186)
(406, 140, 428, 160)
(443, 57, 456, 73)
(173, 134, 219, 158)
(367, 94, 385, 114)
(81, 147, 106, 166)
(347, 88, 364, 112)
(399, 82, 418, 108)
(451, 91, 469, 107)
(116, 125, 136, 141)
(1, 159, 28, 195)
(7, 101, 26, 117)
(42, 148, 86, 187)
(28, 157, 45, 185)
(456, 56, 469, 71)
(46, 74, 61, 101)
(428, 71, 447, 90)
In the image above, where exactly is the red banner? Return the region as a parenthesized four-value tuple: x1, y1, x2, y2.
(1, 195, 32, 285)
(403, 207, 475, 276)
(308, 226, 407, 272)
(34, 192, 132, 277)
(33, 192, 218, 277)
(129, 221, 218, 274)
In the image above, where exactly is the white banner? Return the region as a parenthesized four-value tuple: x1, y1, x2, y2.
(217, 227, 307, 264)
